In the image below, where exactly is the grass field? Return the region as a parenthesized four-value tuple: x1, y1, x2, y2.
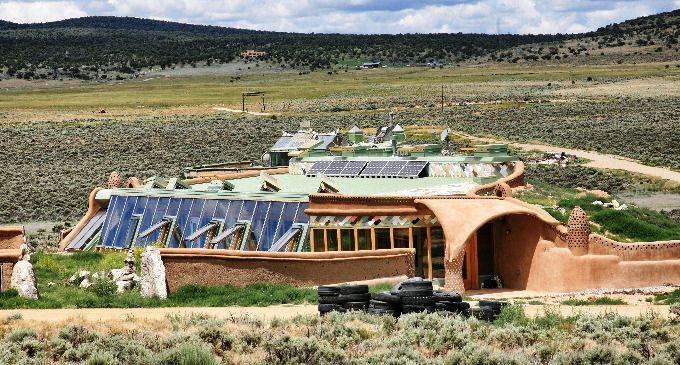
(1, 63, 679, 115)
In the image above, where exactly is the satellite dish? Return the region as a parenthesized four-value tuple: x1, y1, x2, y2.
(440, 128, 451, 141)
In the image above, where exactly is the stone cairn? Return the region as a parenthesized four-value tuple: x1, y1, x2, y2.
(11, 242, 40, 300)
(115, 249, 139, 293)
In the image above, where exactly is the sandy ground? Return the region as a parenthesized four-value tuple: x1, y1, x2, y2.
(212, 107, 272, 116)
(457, 132, 680, 183)
(1, 302, 672, 323)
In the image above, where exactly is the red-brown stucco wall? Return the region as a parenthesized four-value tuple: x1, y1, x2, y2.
(160, 248, 415, 293)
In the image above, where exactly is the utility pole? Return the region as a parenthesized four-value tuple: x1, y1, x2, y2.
(441, 84, 444, 113)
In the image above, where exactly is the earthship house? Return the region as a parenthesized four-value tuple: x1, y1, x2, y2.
(58, 123, 680, 294)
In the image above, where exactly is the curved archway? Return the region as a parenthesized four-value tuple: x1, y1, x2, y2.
(415, 197, 561, 292)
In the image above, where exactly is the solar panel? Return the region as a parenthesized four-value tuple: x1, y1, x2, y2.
(307, 161, 331, 175)
(397, 161, 428, 178)
(324, 160, 349, 175)
(339, 161, 367, 176)
(360, 161, 386, 176)
(380, 161, 407, 176)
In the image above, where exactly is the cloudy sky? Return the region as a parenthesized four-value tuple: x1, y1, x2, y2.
(0, 0, 678, 34)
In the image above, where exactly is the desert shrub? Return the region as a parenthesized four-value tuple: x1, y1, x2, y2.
(264, 335, 348, 365)
(56, 325, 100, 347)
(198, 325, 234, 353)
(85, 351, 120, 365)
(89, 278, 117, 297)
(4, 328, 37, 343)
(157, 343, 217, 365)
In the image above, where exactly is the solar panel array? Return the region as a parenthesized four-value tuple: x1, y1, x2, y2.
(307, 160, 428, 178)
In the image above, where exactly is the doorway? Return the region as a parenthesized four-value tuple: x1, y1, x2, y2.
(463, 222, 495, 290)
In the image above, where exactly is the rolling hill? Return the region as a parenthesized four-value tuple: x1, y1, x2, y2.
(0, 10, 678, 81)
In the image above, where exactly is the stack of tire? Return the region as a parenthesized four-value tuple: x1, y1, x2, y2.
(393, 279, 438, 314)
(368, 291, 401, 317)
(434, 291, 471, 315)
(469, 300, 510, 321)
(317, 285, 370, 315)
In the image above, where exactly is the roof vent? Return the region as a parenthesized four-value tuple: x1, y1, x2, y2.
(318, 175, 340, 194)
(260, 172, 281, 192)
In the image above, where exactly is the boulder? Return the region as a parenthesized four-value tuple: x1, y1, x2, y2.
(11, 261, 39, 300)
(79, 278, 92, 288)
(116, 280, 134, 293)
(140, 247, 167, 299)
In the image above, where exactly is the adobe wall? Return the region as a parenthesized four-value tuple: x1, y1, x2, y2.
(160, 248, 415, 292)
(0, 262, 14, 292)
(493, 215, 680, 292)
(0, 226, 26, 250)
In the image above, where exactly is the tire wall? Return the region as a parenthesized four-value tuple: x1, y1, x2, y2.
(159, 248, 415, 293)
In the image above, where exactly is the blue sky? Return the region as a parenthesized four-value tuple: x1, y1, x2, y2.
(0, 0, 678, 34)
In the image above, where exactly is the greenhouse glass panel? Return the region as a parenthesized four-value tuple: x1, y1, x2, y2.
(295, 202, 309, 224)
(258, 201, 283, 251)
(275, 202, 299, 243)
(112, 196, 140, 249)
(239, 200, 256, 221)
(193, 199, 218, 248)
(174, 198, 196, 247)
(223, 200, 242, 230)
(250, 201, 271, 249)
(180, 199, 205, 246)
(162, 198, 183, 248)
(140, 197, 171, 246)
(100, 196, 127, 247)
(134, 197, 160, 247)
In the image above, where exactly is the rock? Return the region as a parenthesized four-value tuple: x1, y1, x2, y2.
(79, 278, 92, 288)
(591, 200, 604, 206)
(140, 246, 167, 299)
(116, 280, 134, 293)
(110, 268, 125, 281)
(11, 261, 39, 300)
(48, 282, 55, 287)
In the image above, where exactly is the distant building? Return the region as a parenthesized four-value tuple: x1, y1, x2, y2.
(240, 50, 266, 58)
(360, 62, 382, 69)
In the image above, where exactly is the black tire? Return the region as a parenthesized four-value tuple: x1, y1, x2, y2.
(470, 306, 496, 321)
(343, 301, 369, 311)
(401, 295, 437, 306)
(339, 285, 369, 295)
(317, 285, 341, 295)
(435, 301, 470, 311)
(371, 292, 401, 305)
(338, 293, 371, 302)
(401, 304, 427, 314)
(401, 281, 433, 291)
(399, 289, 434, 297)
(318, 295, 345, 304)
(318, 303, 343, 312)
(434, 291, 462, 303)
(478, 300, 510, 309)
(369, 300, 398, 310)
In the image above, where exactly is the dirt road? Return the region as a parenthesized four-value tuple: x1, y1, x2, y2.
(1, 304, 672, 323)
(457, 132, 680, 183)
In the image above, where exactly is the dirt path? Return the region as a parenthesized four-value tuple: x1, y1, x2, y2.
(457, 132, 680, 183)
(212, 107, 271, 116)
(1, 303, 672, 323)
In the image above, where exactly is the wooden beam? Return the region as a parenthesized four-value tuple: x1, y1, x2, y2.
(427, 226, 432, 280)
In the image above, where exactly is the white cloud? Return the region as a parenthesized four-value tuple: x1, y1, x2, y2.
(0, 1, 87, 23)
(0, 0, 676, 34)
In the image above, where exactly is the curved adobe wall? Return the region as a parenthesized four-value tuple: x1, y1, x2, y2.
(588, 234, 680, 261)
(467, 161, 525, 197)
(159, 248, 415, 292)
(59, 188, 102, 251)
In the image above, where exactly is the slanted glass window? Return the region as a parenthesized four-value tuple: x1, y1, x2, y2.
(375, 228, 391, 250)
(100, 196, 126, 247)
(258, 202, 283, 251)
(141, 197, 171, 246)
(250, 201, 271, 249)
